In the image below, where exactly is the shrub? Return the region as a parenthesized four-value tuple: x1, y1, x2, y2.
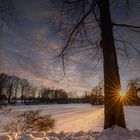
(3, 110, 55, 133)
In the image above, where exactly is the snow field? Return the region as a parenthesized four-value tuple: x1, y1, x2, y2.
(0, 104, 140, 139)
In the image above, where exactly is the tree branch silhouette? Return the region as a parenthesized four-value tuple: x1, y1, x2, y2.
(113, 22, 140, 30)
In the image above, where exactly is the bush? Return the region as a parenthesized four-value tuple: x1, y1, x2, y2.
(3, 110, 55, 133)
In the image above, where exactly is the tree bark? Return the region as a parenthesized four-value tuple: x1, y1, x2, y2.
(99, 0, 126, 128)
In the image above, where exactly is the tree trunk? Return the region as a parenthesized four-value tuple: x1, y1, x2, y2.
(99, 0, 126, 128)
(8, 91, 12, 104)
(21, 88, 24, 104)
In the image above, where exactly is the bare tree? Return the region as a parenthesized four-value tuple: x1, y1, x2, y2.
(59, 0, 140, 128)
(29, 86, 37, 103)
(13, 77, 20, 103)
(126, 78, 140, 105)
(20, 79, 29, 104)
(6, 75, 18, 103)
(0, 0, 17, 104)
(90, 80, 103, 105)
(0, 73, 7, 104)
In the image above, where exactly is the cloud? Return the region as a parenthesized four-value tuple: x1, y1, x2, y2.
(0, 0, 139, 94)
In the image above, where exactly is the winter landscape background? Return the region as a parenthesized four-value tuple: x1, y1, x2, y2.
(0, 0, 140, 139)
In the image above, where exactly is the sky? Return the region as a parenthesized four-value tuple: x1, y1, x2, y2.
(0, 0, 139, 94)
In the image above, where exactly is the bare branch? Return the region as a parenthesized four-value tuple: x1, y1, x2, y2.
(115, 39, 140, 56)
(112, 22, 140, 30)
(114, 38, 130, 64)
(63, 0, 81, 5)
(60, 0, 95, 57)
(58, 0, 97, 74)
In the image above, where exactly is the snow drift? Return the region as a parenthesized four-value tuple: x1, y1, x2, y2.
(0, 126, 140, 140)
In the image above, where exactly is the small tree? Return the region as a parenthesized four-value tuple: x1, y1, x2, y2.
(90, 81, 104, 105)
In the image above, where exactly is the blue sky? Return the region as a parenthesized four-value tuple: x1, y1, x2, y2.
(0, 0, 139, 94)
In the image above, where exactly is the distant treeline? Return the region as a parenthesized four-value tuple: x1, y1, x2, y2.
(0, 73, 139, 105)
(0, 73, 104, 105)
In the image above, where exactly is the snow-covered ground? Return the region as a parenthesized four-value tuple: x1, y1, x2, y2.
(0, 104, 140, 139)
(0, 126, 140, 140)
(5, 104, 140, 132)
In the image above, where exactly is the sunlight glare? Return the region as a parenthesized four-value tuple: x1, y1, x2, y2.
(119, 90, 126, 97)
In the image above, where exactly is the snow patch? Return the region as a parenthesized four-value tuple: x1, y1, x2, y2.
(0, 126, 140, 140)
(96, 126, 140, 140)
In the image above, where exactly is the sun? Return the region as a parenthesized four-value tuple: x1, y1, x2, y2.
(117, 89, 132, 104)
(119, 90, 126, 97)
